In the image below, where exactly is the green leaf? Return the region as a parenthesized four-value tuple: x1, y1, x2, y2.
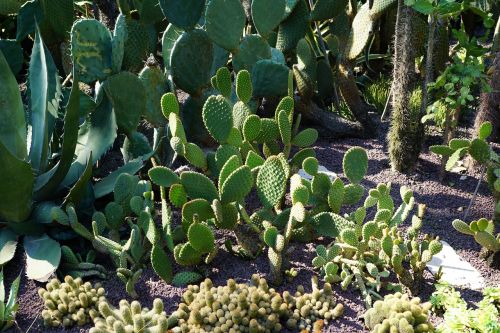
(181, 172, 219, 202)
(16, 0, 44, 41)
(205, 0, 246, 51)
(469, 138, 490, 164)
(64, 86, 117, 187)
(28, 25, 61, 173)
(0, 141, 34, 222)
(34, 74, 80, 200)
(429, 145, 454, 157)
(5, 273, 20, 314)
(63, 153, 93, 206)
(0, 229, 18, 266)
(251, 0, 286, 37)
(149, 166, 180, 187)
(151, 245, 173, 282)
(412, 0, 435, 14)
(161, 24, 183, 73)
(445, 147, 467, 171)
(103, 71, 146, 134)
(478, 122, 492, 140)
(0, 50, 26, 160)
(158, 0, 205, 30)
(93, 158, 145, 199)
(24, 234, 61, 282)
(0, 40, 23, 76)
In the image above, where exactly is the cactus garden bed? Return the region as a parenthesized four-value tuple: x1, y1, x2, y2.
(5, 121, 499, 333)
(1, 0, 499, 332)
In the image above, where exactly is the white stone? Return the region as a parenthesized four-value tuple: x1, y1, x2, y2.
(298, 165, 337, 181)
(427, 241, 485, 290)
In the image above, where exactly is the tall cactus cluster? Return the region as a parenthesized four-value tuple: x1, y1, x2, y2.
(158, 0, 397, 137)
(388, 2, 424, 173)
(171, 275, 343, 333)
(364, 293, 435, 333)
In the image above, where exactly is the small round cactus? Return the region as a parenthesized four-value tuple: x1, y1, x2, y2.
(90, 298, 176, 333)
(364, 292, 434, 333)
(39, 276, 106, 328)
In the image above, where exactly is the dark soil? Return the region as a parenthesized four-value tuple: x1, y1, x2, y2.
(5, 120, 499, 333)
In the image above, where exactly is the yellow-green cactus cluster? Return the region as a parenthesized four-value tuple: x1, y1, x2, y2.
(286, 278, 344, 331)
(90, 298, 177, 333)
(39, 276, 105, 328)
(364, 293, 434, 333)
(171, 275, 343, 333)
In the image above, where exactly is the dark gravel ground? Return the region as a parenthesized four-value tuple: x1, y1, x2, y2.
(5, 119, 499, 333)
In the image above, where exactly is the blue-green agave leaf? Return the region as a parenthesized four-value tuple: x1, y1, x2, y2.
(0, 50, 26, 160)
(24, 234, 61, 282)
(34, 73, 79, 200)
(28, 25, 61, 174)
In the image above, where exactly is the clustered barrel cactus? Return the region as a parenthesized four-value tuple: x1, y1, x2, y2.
(91, 298, 177, 333)
(39, 276, 106, 328)
(171, 275, 343, 333)
(364, 292, 435, 333)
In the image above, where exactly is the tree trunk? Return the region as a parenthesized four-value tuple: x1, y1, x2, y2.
(420, 14, 436, 119)
(294, 98, 365, 138)
(93, 0, 118, 30)
(473, 49, 500, 144)
(338, 62, 377, 137)
(440, 105, 461, 180)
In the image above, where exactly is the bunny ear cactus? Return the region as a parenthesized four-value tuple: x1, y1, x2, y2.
(431, 121, 500, 222)
(453, 218, 499, 268)
(202, 95, 234, 143)
(312, 169, 438, 305)
(257, 155, 290, 209)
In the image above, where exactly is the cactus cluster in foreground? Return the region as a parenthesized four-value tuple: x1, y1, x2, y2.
(39, 276, 105, 328)
(364, 292, 434, 333)
(171, 275, 343, 333)
(90, 298, 177, 333)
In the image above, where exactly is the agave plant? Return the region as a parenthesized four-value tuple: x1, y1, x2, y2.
(0, 24, 146, 281)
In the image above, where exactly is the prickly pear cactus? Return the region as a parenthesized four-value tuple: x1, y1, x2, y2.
(170, 29, 213, 96)
(158, 0, 205, 31)
(71, 19, 113, 83)
(139, 61, 168, 127)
